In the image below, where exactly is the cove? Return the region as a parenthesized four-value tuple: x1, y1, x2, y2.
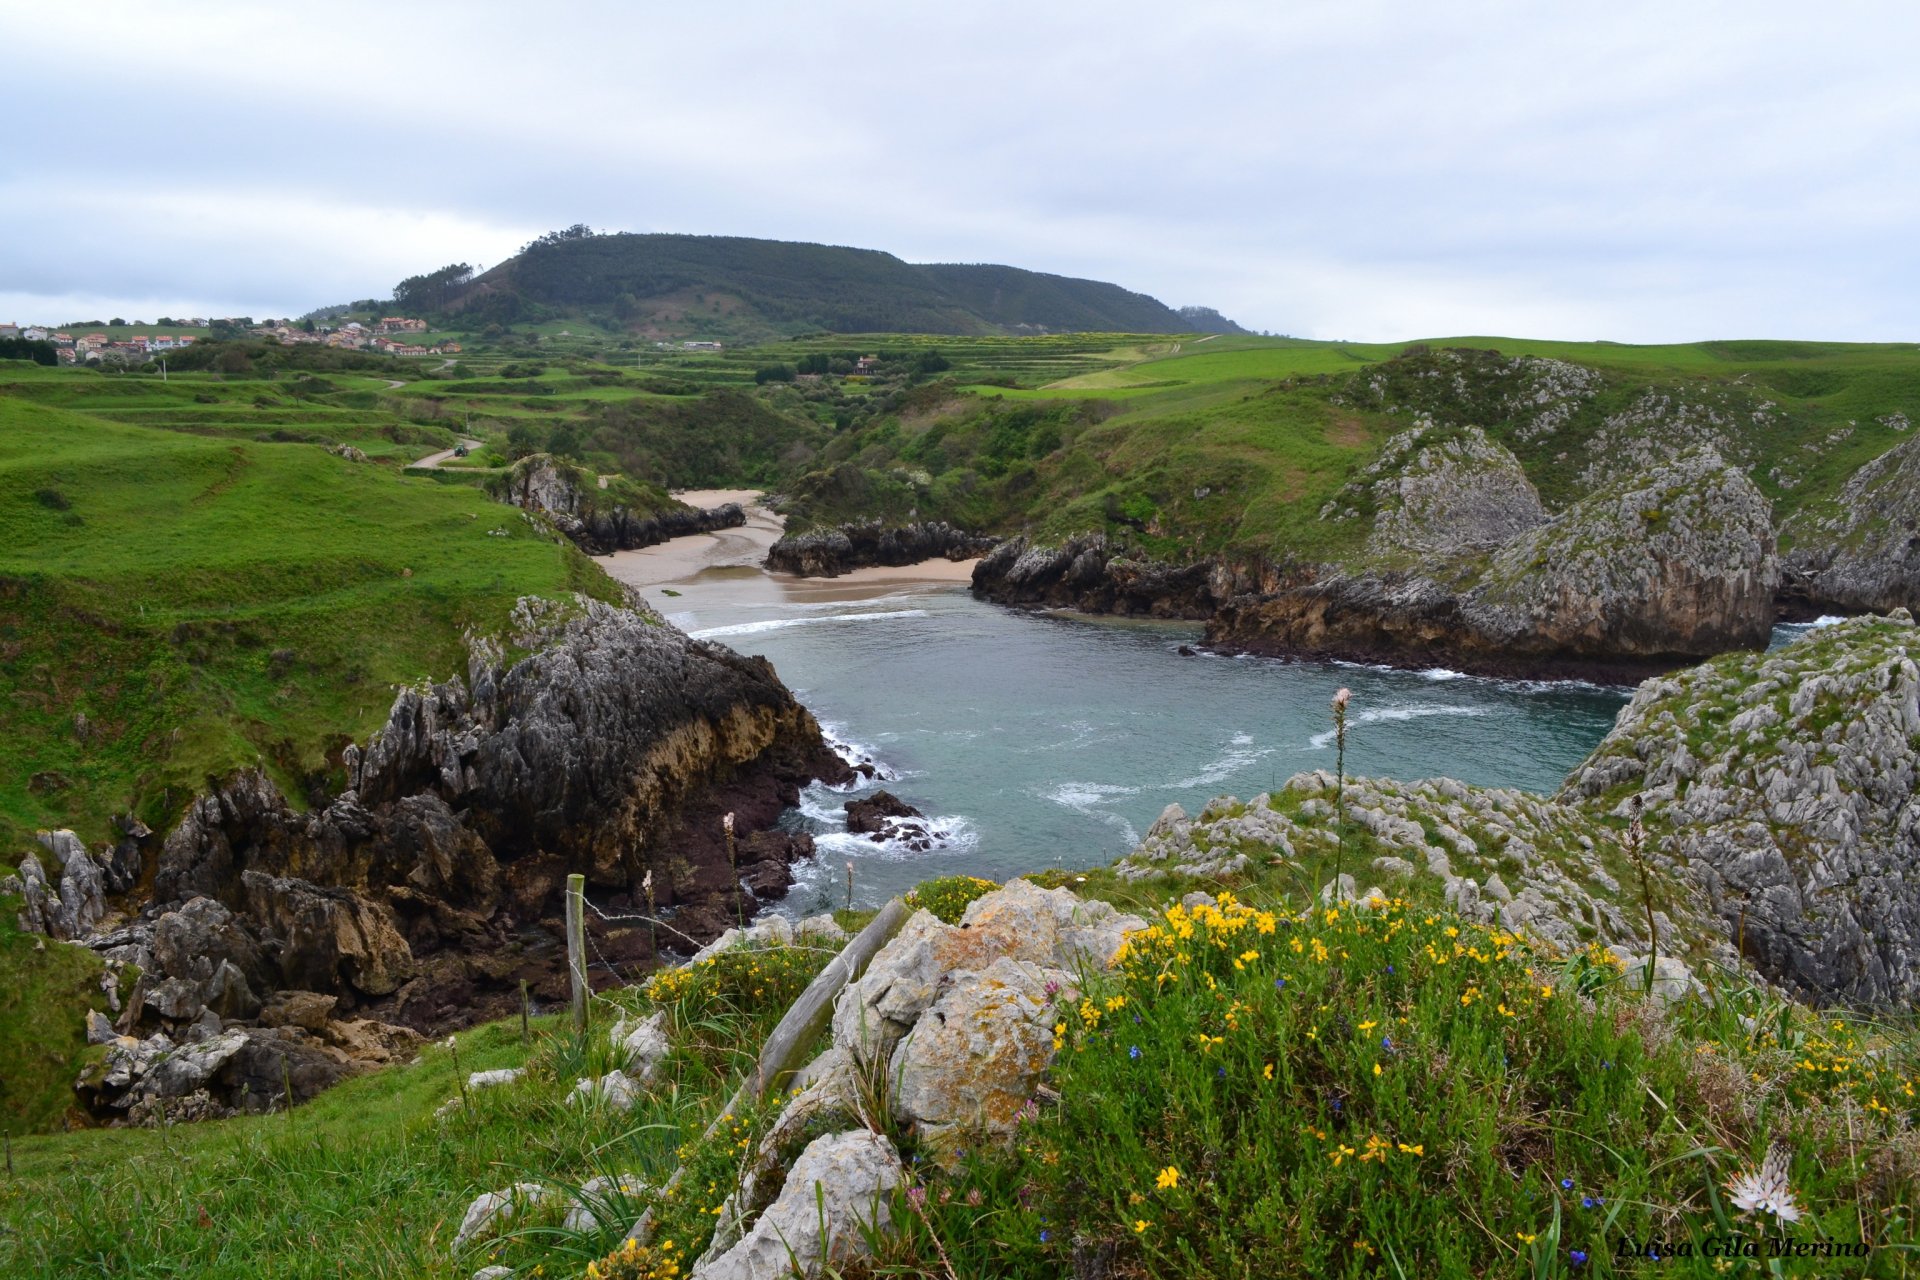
(620, 560, 1632, 913)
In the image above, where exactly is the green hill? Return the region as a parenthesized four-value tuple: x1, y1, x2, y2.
(432, 231, 1247, 341)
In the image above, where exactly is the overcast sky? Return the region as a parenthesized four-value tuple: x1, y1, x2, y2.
(4, 1, 1915, 342)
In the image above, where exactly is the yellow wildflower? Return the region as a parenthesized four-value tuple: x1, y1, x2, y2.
(1156, 1166, 1180, 1190)
(1134, 1219, 1150, 1233)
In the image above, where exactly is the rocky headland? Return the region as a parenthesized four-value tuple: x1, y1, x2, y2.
(971, 349, 1920, 678)
(4, 594, 850, 1121)
(764, 519, 996, 577)
(1124, 612, 1920, 1010)
(496, 453, 746, 556)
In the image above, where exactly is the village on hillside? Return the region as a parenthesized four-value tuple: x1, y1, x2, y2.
(0, 316, 460, 365)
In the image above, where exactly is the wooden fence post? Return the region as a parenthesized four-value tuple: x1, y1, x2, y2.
(566, 873, 588, 1035)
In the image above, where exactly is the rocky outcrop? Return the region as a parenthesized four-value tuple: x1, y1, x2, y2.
(36, 595, 849, 1120)
(694, 1130, 902, 1280)
(496, 454, 745, 556)
(765, 519, 996, 577)
(1115, 775, 1703, 960)
(1210, 449, 1779, 678)
(1781, 435, 1920, 615)
(970, 533, 1220, 618)
(842, 790, 943, 851)
(1561, 612, 1920, 1009)
(1324, 423, 1547, 560)
(682, 880, 1142, 1275)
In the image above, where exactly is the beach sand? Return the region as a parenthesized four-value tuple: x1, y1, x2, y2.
(601, 490, 980, 600)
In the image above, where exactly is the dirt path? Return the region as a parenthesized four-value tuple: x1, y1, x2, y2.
(413, 437, 484, 469)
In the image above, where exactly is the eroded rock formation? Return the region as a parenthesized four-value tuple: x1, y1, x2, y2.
(765, 519, 996, 577)
(496, 454, 745, 556)
(1781, 434, 1920, 616)
(11, 595, 850, 1119)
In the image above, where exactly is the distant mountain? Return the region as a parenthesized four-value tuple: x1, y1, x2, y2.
(426, 232, 1246, 338)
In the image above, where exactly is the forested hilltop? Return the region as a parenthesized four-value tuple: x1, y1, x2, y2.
(398, 228, 1245, 341)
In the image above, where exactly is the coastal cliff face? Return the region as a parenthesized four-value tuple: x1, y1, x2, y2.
(1562, 612, 1920, 1009)
(976, 437, 1782, 678)
(1781, 432, 1920, 616)
(1127, 615, 1920, 1010)
(6, 596, 848, 1119)
(764, 520, 996, 577)
(496, 454, 745, 556)
(970, 533, 1221, 618)
(1207, 448, 1779, 678)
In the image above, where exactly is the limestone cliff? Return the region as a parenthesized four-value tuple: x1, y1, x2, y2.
(1206, 449, 1778, 678)
(1781, 433, 1920, 615)
(494, 454, 745, 556)
(9, 595, 851, 1121)
(764, 519, 996, 577)
(1561, 612, 1920, 1009)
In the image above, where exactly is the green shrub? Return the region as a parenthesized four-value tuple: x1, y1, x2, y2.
(876, 892, 1918, 1278)
(903, 875, 1000, 924)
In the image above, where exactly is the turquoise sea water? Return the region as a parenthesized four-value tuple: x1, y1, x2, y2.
(655, 569, 1645, 912)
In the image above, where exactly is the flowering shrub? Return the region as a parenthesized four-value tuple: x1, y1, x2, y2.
(904, 875, 1000, 924)
(585, 1235, 684, 1279)
(876, 890, 1918, 1278)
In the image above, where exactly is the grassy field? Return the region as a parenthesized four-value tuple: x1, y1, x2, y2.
(0, 371, 627, 1135)
(5, 856, 1915, 1278)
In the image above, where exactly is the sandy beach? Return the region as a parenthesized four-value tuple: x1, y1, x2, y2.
(601, 490, 979, 600)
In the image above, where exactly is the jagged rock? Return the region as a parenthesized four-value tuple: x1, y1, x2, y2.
(692, 1130, 901, 1280)
(321, 1017, 425, 1064)
(133, 1028, 251, 1101)
(467, 1068, 524, 1090)
(85, 1009, 118, 1044)
(12, 830, 110, 940)
(126, 1088, 231, 1128)
(972, 533, 1218, 619)
(1563, 614, 1920, 1008)
(767, 519, 997, 577)
(1210, 449, 1779, 678)
(134, 594, 847, 1079)
(259, 990, 337, 1031)
(472, 1269, 514, 1280)
(832, 881, 1139, 1067)
(842, 791, 939, 850)
(689, 914, 794, 965)
(240, 872, 414, 998)
(496, 454, 746, 556)
(1782, 434, 1920, 614)
(1348, 424, 1547, 558)
(453, 1183, 548, 1252)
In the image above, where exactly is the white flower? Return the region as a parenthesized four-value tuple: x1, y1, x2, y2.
(722, 812, 735, 833)
(1727, 1145, 1802, 1223)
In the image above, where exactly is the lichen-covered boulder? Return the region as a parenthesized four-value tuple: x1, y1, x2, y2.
(888, 956, 1066, 1158)
(692, 1130, 901, 1280)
